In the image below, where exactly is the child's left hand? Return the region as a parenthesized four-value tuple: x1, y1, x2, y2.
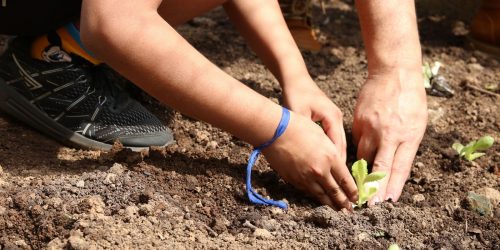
(282, 78, 347, 163)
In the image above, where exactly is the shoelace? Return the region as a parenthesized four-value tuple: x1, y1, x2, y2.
(88, 65, 131, 111)
(246, 107, 290, 209)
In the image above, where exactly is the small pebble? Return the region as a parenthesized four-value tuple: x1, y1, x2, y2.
(253, 228, 272, 239)
(412, 194, 425, 203)
(75, 180, 85, 188)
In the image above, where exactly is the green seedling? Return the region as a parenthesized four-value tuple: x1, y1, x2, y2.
(423, 61, 442, 89)
(351, 159, 386, 208)
(452, 135, 494, 161)
(388, 244, 400, 250)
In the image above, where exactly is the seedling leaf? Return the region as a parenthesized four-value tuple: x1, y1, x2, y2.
(367, 186, 378, 198)
(423, 77, 431, 89)
(423, 63, 432, 89)
(351, 159, 386, 208)
(352, 159, 367, 184)
(388, 244, 400, 250)
(452, 142, 464, 154)
(365, 172, 386, 183)
(473, 136, 494, 151)
(431, 61, 442, 76)
(467, 152, 485, 161)
(452, 135, 495, 162)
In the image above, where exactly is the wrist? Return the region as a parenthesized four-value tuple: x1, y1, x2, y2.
(366, 65, 423, 87)
(245, 100, 285, 147)
(280, 75, 316, 91)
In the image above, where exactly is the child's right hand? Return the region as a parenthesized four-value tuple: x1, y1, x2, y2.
(262, 111, 358, 210)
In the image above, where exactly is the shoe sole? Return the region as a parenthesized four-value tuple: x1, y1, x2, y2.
(0, 77, 172, 152)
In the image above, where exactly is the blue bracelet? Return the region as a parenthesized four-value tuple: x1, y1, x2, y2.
(246, 107, 290, 209)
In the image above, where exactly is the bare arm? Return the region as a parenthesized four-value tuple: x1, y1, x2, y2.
(353, 0, 427, 203)
(80, 0, 357, 209)
(223, 0, 355, 206)
(80, 0, 282, 147)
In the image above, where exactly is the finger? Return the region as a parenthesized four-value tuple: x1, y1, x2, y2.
(339, 121, 347, 163)
(308, 182, 335, 208)
(316, 172, 353, 210)
(356, 136, 377, 164)
(352, 119, 362, 145)
(322, 112, 347, 164)
(385, 142, 419, 202)
(329, 158, 358, 204)
(368, 141, 399, 206)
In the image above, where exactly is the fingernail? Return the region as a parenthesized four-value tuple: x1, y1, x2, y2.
(385, 194, 394, 202)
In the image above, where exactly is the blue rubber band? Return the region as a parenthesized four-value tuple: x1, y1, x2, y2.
(246, 107, 290, 209)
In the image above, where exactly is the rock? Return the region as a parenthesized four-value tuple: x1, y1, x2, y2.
(46, 237, 67, 250)
(464, 75, 479, 85)
(243, 220, 257, 229)
(428, 107, 445, 124)
(139, 204, 154, 216)
(412, 194, 425, 203)
(474, 187, 500, 207)
(186, 175, 199, 186)
(80, 196, 105, 215)
(103, 173, 117, 185)
(468, 63, 484, 72)
(68, 230, 90, 250)
(429, 75, 454, 97)
(270, 206, 284, 215)
(207, 141, 218, 150)
(210, 217, 229, 233)
(108, 163, 126, 175)
(0, 205, 6, 215)
(125, 205, 140, 218)
(356, 232, 371, 242)
(253, 228, 272, 239)
(75, 180, 85, 188)
(465, 191, 493, 216)
(452, 21, 469, 36)
(415, 162, 425, 168)
(195, 130, 210, 143)
(258, 218, 281, 232)
(13, 239, 29, 249)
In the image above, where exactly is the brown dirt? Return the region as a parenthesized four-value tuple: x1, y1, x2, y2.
(1, 2, 499, 249)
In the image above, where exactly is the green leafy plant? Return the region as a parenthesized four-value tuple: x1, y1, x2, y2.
(388, 244, 400, 250)
(351, 159, 386, 208)
(452, 135, 494, 161)
(423, 61, 442, 89)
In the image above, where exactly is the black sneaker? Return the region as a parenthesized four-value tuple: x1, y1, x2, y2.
(0, 37, 174, 151)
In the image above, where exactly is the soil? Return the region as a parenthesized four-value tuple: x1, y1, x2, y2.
(1, 2, 499, 249)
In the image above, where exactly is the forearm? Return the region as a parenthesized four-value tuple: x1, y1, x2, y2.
(80, 1, 282, 146)
(223, 0, 311, 86)
(355, 0, 422, 75)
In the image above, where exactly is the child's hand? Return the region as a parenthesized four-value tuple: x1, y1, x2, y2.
(262, 111, 357, 209)
(282, 78, 347, 163)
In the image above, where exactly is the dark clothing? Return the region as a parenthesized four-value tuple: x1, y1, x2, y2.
(0, 0, 81, 36)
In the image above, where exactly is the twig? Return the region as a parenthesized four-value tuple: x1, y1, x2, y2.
(465, 82, 500, 98)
